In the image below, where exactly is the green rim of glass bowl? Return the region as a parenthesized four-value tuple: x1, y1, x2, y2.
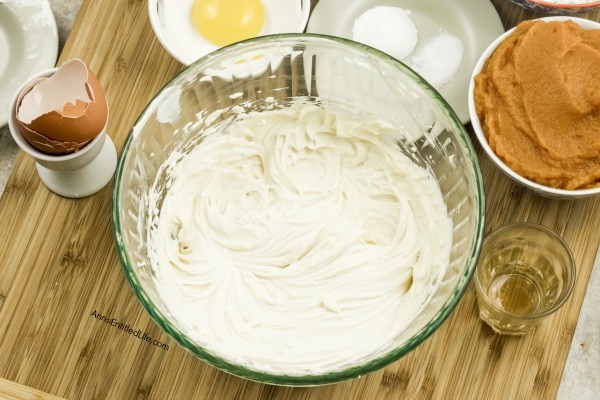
(112, 33, 486, 386)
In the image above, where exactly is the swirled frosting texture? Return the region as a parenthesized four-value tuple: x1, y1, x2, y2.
(149, 105, 452, 373)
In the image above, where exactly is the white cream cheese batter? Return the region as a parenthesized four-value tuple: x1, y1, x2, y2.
(148, 104, 452, 373)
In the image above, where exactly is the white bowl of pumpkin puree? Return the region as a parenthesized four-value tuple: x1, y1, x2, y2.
(469, 16, 600, 198)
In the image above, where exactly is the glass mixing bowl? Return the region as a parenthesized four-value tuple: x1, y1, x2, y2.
(113, 34, 485, 385)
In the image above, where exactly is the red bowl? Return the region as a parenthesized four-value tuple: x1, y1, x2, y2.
(512, 0, 600, 12)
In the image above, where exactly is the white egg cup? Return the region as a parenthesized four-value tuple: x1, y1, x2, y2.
(8, 67, 117, 199)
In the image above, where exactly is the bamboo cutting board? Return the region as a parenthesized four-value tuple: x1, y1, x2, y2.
(0, 0, 599, 399)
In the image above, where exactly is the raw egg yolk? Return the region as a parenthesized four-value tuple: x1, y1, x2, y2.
(192, 0, 265, 46)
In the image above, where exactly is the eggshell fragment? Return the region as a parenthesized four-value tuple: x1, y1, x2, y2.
(15, 59, 108, 155)
(17, 119, 88, 155)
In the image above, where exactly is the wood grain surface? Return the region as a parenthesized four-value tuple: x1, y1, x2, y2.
(0, 0, 599, 399)
(0, 378, 65, 400)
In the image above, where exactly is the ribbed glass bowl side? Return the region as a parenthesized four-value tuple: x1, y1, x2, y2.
(112, 34, 485, 386)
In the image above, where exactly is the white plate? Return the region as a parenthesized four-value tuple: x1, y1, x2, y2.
(307, 0, 504, 124)
(0, 0, 58, 127)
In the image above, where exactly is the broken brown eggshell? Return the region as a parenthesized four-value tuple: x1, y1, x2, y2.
(15, 59, 108, 155)
(15, 78, 88, 155)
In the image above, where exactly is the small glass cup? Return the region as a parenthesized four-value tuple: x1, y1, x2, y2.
(474, 223, 575, 335)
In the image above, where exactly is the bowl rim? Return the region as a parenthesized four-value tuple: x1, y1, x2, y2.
(147, 0, 312, 66)
(113, 33, 486, 386)
(468, 16, 600, 198)
(527, 0, 600, 9)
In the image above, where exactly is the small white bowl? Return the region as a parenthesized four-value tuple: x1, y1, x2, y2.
(468, 16, 600, 199)
(148, 0, 311, 66)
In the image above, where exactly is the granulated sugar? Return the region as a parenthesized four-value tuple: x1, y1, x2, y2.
(352, 6, 418, 60)
(352, 6, 464, 89)
(409, 33, 464, 89)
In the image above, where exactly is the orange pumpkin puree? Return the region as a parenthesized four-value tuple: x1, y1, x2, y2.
(475, 20, 600, 190)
